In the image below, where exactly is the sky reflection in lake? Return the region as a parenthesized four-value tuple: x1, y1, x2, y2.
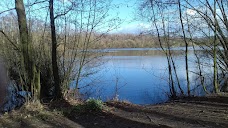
(77, 48, 212, 104)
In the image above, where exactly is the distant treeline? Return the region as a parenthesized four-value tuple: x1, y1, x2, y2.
(62, 33, 189, 50)
(95, 34, 182, 49)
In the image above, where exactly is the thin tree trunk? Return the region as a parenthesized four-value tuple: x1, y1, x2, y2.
(213, 0, 219, 93)
(149, 0, 176, 98)
(171, 56, 184, 95)
(49, 0, 62, 99)
(185, 13, 209, 94)
(178, 0, 190, 96)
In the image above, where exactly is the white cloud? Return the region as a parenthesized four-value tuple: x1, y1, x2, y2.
(138, 23, 151, 29)
(110, 23, 151, 34)
(186, 9, 196, 16)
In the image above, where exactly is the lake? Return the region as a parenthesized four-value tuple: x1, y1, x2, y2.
(74, 48, 213, 105)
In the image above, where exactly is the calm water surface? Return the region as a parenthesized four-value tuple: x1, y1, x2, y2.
(75, 48, 212, 104)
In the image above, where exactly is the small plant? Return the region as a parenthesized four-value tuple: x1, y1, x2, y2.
(85, 98, 103, 112)
(72, 98, 104, 113)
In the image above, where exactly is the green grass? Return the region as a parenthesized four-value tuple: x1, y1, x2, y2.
(73, 98, 104, 113)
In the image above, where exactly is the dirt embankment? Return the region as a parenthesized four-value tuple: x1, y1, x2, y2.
(1, 96, 228, 128)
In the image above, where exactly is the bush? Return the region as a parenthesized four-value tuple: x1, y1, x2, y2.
(85, 98, 103, 112)
(73, 98, 104, 113)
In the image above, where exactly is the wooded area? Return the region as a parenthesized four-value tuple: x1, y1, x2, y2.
(139, 0, 228, 98)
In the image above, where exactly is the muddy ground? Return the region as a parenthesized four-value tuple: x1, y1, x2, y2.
(0, 95, 228, 128)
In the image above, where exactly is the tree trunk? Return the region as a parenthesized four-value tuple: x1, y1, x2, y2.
(15, 0, 41, 100)
(15, 0, 31, 84)
(213, 0, 219, 93)
(15, 0, 34, 93)
(0, 59, 8, 107)
(178, 0, 190, 96)
(49, 0, 62, 99)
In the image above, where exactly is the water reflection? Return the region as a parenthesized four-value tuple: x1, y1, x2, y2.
(105, 48, 186, 57)
(78, 48, 212, 105)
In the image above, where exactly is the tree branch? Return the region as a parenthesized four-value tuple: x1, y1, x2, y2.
(25, 0, 48, 7)
(54, 2, 77, 19)
(0, 30, 19, 51)
(0, 8, 15, 15)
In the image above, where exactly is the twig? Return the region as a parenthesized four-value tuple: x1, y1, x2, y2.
(0, 30, 19, 51)
(0, 8, 15, 15)
(147, 115, 153, 122)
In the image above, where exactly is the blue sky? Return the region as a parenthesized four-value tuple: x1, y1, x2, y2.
(0, 0, 223, 35)
(0, 0, 144, 34)
(109, 0, 144, 34)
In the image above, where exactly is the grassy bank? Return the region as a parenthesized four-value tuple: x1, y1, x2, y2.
(1, 94, 228, 128)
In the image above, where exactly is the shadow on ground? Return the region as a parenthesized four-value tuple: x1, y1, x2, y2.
(49, 100, 167, 128)
(50, 96, 228, 128)
(1, 96, 228, 128)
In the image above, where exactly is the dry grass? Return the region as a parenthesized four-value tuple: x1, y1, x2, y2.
(0, 101, 83, 128)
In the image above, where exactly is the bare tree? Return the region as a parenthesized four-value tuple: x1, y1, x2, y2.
(138, 0, 184, 98)
(1, 0, 120, 101)
(138, 0, 228, 96)
(177, 0, 190, 96)
(183, 0, 228, 93)
(15, 0, 41, 100)
(49, 0, 62, 99)
(15, 0, 31, 85)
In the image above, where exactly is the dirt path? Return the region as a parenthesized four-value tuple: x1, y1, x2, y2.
(68, 96, 228, 128)
(1, 96, 228, 128)
(106, 99, 228, 128)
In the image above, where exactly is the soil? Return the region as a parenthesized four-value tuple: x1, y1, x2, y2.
(1, 95, 228, 128)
